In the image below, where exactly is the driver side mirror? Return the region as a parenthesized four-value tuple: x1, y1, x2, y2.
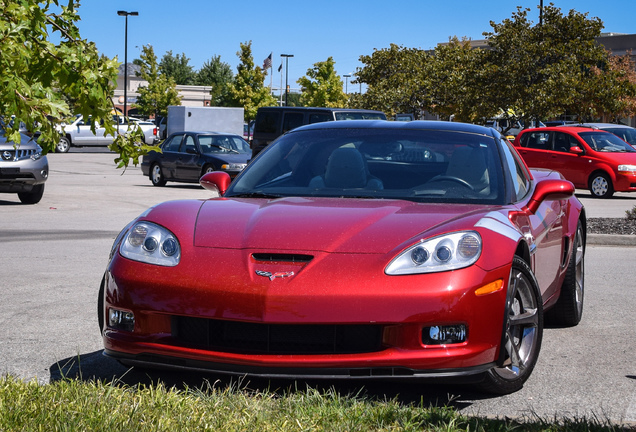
(200, 171, 231, 196)
(569, 146, 584, 155)
(527, 179, 575, 214)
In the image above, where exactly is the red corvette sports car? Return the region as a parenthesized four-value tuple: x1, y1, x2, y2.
(99, 120, 586, 394)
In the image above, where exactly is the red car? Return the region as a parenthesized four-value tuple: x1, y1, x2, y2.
(99, 121, 586, 394)
(514, 126, 636, 198)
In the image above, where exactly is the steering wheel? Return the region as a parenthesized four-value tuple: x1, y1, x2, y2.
(427, 175, 475, 190)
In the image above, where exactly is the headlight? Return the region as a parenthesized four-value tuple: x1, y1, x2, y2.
(119, 221, 181, 266)
(385, 231, 481, 275)
(618, 164, 636, 172)
(221, 163, 247, 170)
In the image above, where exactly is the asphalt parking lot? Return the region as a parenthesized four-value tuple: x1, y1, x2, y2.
(2, 151, 636, 425)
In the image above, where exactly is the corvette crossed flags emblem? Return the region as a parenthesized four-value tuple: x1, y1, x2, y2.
(255, 270, 295, 281)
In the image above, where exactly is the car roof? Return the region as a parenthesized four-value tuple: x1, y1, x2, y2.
(574, 123, 634, 129)
(290, 120, 498, 136)
(520, 126, 615, 134)
(257, 106, 384, 113)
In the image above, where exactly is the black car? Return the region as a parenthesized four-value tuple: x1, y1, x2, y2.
(141, 131, 251, 186)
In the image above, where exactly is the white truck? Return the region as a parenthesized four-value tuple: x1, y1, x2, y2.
(55, 114, 158, 153)
(166, 106, 244, 138)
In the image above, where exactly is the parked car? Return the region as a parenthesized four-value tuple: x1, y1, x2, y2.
(569, 123, 636, 147)
(250, 106, 386, 158)
(484, 118, 545, 137)
(100, 120, 585, 395)
(140, 131, 250, 186)
(514, 126, 636, 198)
(394, 113, 414, 121)
(55, 114, 158, 153)
(0, 130, 48, 204)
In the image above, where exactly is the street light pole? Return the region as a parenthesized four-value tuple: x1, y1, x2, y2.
(280, 54, 293, 106)
(343, 74, 351, 94)
(117, 11, 138, 118)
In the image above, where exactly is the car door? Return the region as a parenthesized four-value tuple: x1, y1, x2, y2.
(515, 130, 551, 169)
(74, 119, 104, 145)
(502, 138, 565, 299)
(160, 134, 184, 179)
(544, 131, 590, 188)
(175, 134, 202, 181)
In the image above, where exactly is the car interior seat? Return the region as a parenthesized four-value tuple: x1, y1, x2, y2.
(308, 147, 383, 190)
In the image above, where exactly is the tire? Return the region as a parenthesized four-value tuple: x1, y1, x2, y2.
(546, 220, 585, 327)
(98, 276, 105, 333)
(589, 172, 613, 198)
(201, 164, 216, 177)
(18, 183, 44, 204)
(479, 256, 543, 394)
(56, 137, 71, 153)
(151, 163, 166, 186)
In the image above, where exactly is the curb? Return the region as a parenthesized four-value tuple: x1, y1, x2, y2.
(587, 233, 636, 246)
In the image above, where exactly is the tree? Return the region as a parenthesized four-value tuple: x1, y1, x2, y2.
(159, 51, 196, 85)
(226, 41, 277, 122)
(133, 45, 181, 119)
(297, 57, 348, 108)
(482, 5, 609, 130)
(0, 0, 153, 168)
(354, 44, 429, 118)
(195, 55, 234, 106)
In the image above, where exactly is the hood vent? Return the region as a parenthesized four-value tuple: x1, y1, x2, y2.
(252, 253, 313, 263)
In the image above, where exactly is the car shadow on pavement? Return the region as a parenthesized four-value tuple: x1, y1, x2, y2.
(49, 350, 493, 409)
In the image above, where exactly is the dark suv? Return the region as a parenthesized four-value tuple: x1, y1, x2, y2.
(250, 107, 386, 157)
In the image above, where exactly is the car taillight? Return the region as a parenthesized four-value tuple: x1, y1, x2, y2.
(153, 127, 158, 136)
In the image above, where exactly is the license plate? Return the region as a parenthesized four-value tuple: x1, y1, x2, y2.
(0, 168, 20, 175)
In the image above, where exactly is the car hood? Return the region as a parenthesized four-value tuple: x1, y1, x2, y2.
(194, 197, 493, 254)
(205, 153, 250, 164)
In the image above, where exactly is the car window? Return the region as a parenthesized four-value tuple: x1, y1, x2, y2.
(164, 134, 183, 152)
(282, 113, 304, 133)
(579, 131, 636, 153)
(227, 128, 505, 205)
(520, 131, 550, 150)
(553, 132, 579, 153)
(254, 111, 280, 134)
(199, 136, 251, 154)
(309, 113, 333, 124)
(180, 135, 196, 154)
(602, 127, 636, 146)
(500, 138, 530, 201)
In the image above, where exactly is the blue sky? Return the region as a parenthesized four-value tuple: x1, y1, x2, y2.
(75, 1, 635, 93)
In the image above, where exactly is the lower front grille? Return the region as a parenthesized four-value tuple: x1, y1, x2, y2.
(172, 316, 383, 355)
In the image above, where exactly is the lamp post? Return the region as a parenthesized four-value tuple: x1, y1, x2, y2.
(280, 54, 293, 106)
(117, 11, 138, 118)
(343, 74, 351, 94)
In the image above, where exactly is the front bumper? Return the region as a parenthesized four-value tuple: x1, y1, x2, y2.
(0, 156, 48, 193)
(102, 248, 510, 376)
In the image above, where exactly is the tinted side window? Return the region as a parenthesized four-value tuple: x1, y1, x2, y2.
(254, 111, 280, 133)
(180, 135, 196, 153)
(309, 113, 332, 124)
(282, 113, 304, 133)
(501, 138, 530, 201)
(553, 132, 577, 153)
(164, 134, 183, 152)
(521, 131, 550, 150)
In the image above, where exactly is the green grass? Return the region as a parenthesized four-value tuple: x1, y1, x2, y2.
(0, 375, 629, 431)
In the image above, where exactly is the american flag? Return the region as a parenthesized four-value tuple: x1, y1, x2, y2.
(262, 53, 272, 70)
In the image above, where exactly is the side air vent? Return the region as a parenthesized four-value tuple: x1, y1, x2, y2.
(252, 253, 313, 263)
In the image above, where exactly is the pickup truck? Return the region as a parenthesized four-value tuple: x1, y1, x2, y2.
(55, 114, 158, 153)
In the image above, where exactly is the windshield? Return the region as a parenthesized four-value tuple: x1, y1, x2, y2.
(226, 127, 505, 204)
(199, 135, 250, 154)
(602, 127, 636, 146)
(579, 131, 636, 152)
